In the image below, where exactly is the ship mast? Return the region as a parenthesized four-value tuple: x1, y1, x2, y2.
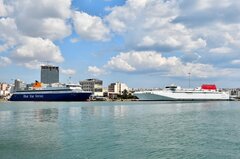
(188, 72, 191, 88)
(68, 76, 72, 84)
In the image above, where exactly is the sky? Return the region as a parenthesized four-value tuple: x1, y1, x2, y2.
(0, 0, 240, 88)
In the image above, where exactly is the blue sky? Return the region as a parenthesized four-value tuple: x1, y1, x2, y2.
(0, 0, 240, 88)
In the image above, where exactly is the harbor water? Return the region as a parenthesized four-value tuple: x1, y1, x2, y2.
(0, 101, 240, 159)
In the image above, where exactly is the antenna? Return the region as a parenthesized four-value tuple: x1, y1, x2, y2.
(187, 52, 200, 89)
(45, 61, 50, 66)
(68, 76, 72, 84)
(41, 61, 52, 66)
(188, 72, 191, 88)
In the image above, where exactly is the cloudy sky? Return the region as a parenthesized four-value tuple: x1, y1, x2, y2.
(0, 0, 240, 88)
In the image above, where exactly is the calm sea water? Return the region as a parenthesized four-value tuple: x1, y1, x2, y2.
(0, 101, 240, 159)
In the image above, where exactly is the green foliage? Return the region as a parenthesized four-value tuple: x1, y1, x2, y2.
(118, 89, 138, 99)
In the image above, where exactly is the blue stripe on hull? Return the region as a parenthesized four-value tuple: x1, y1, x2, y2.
(10, 92, 92, 101)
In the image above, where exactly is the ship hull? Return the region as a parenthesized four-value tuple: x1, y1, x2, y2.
(9, 92, 92, 101)
(134, 91, 230, 101)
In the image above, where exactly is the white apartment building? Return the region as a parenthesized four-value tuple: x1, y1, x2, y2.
(108, 82, 129, 95)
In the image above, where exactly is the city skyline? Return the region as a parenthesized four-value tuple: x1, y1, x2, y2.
(1, 0, 240, 88)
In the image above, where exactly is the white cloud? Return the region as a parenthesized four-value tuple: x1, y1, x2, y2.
(11, 37, 64, 67)
(105, 51, 179, 72)
(105, 56, 136, 72)
(21, 60, 43, 69)
(177, 1, 239, 25)
(104, 0, 240, 69)
(72, 11, 110, 41)
(105, 0, 206, 52)
(221, 25, 240, 48)
(102, 51, 234, 78)
(209, 47, 232, 54)
(38, 18, 71, 40)
(0, 56, 11, 67)
(70, 38, 79, 43)
(0, 18, 18, 52)
(0, 17, 65, 69)
(188, 23, 240, 64)
(105, 0, 149, 33)
(11, 0, 71, 19)
(0, 1, 70, 69)
(231, 60, 240, 65)
(61, 69, 76, 75)
(176, 1, 240, 51)
(0, 0, 7, 16)
(195, 0, 232, 10)
(88, 66, 106, 76)
(173, 62, 230, 78)
(11, 0, 72, 40)
(0, 0, 13, 16)
(129, 0, 148, 7)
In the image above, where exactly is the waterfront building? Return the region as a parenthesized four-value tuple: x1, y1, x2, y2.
(41, 65, 59, 84)
(102, 87, 109, 97)
(108, 82, 129, 98)
(229, 88, 240, 99)
(0, 83, 10, 97)
(0, 83, 8, 91)
(14, 79, 26, 91)
(79, 78, 103, 96)
(237, 90, 240, 98)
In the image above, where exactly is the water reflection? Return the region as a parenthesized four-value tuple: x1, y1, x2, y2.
(34, 108, 58, 122)
(0, 111, 12, 122)
(113, 105, 128, 118)
(69, 105, 129, 119)
(68, 107, 81, 117)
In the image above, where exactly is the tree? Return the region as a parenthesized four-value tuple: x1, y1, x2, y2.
(122, 89, 128, 99)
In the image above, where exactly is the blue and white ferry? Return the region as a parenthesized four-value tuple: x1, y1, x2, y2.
(9, 82, 92, 101)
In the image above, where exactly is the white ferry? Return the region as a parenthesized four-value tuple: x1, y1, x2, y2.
(134, 84, 230, 101)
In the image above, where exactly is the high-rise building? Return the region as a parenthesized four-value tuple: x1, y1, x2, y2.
(80, 78, 103, 96)
(41, 65, 59, 84)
